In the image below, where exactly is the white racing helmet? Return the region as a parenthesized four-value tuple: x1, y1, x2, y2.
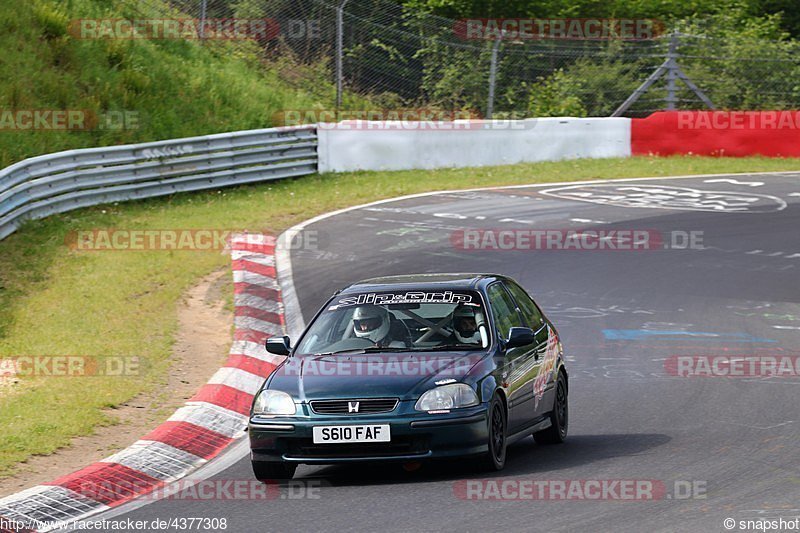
(353, 305, 391, 343)
(452, 305, 484, 344)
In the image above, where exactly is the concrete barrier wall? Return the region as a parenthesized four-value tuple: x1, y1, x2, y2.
(317, 118, 632, 173)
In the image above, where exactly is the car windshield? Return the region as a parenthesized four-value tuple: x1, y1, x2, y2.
(295, 289, 490, 355)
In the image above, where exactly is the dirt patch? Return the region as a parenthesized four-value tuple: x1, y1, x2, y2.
(0, 269, 233, 497)
(0, 375, 20, 394)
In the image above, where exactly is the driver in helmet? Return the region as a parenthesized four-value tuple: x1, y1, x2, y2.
(353, 305, 407, 348)
(450, 305, 483, 345)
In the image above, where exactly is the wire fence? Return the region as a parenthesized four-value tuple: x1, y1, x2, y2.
(133, 0, 800, 118)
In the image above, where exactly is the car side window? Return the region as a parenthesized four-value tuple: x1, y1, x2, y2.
(506, 282, 544, 329)
(487, 283, 524, 341)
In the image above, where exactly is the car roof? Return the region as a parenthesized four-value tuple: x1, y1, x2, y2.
(340, 273, 508, 293)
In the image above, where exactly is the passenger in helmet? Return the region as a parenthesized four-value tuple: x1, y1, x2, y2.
(451, 305, 483, 345)
(353, 305, 407, 348)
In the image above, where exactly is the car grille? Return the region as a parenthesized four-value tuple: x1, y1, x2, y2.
(309, 398, 399, 415)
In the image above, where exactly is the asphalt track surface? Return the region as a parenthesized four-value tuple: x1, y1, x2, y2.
(96, 173, 800, 532)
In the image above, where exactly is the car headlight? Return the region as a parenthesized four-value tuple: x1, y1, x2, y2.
(415, 383, 479, 411)
(252, 390, 296, 416)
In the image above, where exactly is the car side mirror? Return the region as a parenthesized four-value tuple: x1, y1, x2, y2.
(266, 335, 291, 356)
(506, 327, 535, 349)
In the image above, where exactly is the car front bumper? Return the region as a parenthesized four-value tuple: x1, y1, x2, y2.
(249, 404, 489, 464)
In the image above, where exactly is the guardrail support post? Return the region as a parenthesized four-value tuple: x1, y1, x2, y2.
(486, 35, 502, 119)
(199, 0, 207, 40)
(335, 0, 350, 111)
(665, 32, 679, 110)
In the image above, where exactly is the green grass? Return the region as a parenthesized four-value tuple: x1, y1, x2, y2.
(0, 0, 330, 167)
(1, 154, 799, 477)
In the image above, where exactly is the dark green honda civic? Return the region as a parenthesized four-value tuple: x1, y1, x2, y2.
(248, 273, 568, 480)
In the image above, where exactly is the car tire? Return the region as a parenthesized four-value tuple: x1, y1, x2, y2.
(252, 461, 297, 481)
(533, 371, 568, 445)
(479, 393, 507, 471)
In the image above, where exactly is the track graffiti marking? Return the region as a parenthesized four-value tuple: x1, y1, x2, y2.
(541, 184, 787, 213)
(703, 178, 764, 187)
(547, 304, 656, 319)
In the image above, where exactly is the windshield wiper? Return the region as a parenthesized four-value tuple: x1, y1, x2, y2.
(311, 343, 484, 356)
(408, 344, 484, 352)
(313, 347, 415, 356)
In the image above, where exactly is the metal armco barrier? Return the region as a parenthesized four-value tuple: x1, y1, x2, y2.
(0, 125, 318, 241)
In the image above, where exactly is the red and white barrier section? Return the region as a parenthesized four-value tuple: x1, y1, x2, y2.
(316, 111, 800, 173)
(0, 234, 284, 533)
(632, 110, 800, 157)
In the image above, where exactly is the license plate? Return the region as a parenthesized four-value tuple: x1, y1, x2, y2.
(312, 424, 391, 444)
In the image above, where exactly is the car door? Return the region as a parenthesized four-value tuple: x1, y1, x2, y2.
(505, 280, 548, 354)
(505, 281, 554, 418)
(486, 282, 539, 434)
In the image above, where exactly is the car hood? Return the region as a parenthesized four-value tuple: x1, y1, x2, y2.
(268, 351, 484, 402)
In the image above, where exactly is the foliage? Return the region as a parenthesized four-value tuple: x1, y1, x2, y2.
(0, 0, 324, 167)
